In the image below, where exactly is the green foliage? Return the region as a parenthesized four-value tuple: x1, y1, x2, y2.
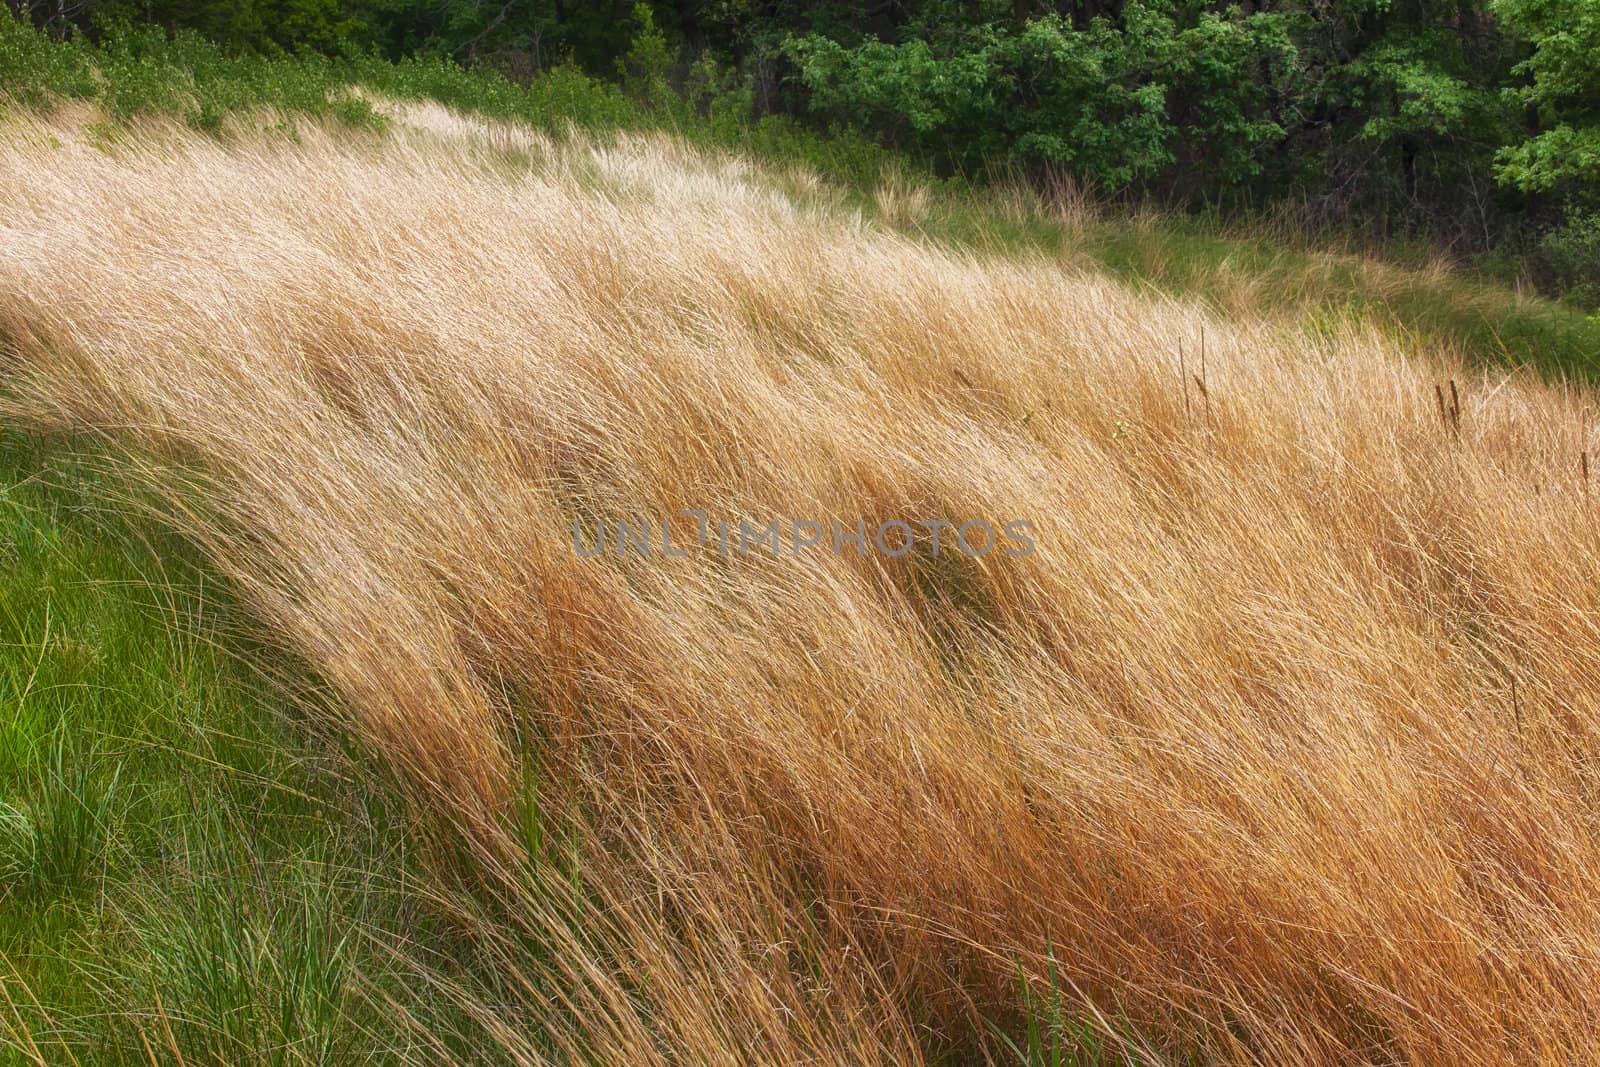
(1337, 23, 1509, 169)
(0, 9, 899, 190)
(1492, 0, 1600, 195)
(357, 50, 639, 131)
(783, 1, 1509, 214)
(617, 2, 677, 113)
(785, 11, 1263, 190)
(85, 0, 387, 55)
(686, 52, 755, 139)
(0, 9, 643, 136)
(989, 947, 1134, 1066)
(0, 13, 381, 129)
(0, 10, 94, 105)
(1538, 209, 1600, 308)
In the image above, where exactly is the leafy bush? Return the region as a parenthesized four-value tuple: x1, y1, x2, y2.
(784, 4, 1296, 192)
(0, 9, 94, 104)
(1538, 210, 1600, 308)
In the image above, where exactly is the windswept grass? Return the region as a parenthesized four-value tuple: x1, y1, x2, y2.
(6, 99, 1600, 1063)
(901, 182, 1600, 379)
(5, 8, 1597, 381)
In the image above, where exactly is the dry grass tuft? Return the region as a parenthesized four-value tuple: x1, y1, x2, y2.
(5, 103, 1600, 1064)
(873, 169, 933, 230)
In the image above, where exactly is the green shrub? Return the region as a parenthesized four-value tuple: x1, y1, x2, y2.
(1538, 210, 1600, 310)
(0, 10, 94, 104)
(783, 4, 1295, 192)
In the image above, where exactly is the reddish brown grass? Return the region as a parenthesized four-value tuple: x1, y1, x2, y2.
(5, 102, 1600, 1064)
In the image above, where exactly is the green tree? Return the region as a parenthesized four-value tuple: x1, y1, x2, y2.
(1492, 0, 1600, 196)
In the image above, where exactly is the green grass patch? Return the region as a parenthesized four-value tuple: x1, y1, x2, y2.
(0, 431, 502, 1065)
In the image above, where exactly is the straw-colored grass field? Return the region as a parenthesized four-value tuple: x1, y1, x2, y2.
(5, 100, 1600, 1064)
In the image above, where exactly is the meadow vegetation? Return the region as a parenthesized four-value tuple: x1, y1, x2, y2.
(4, 85, 1600, 1063)
(0, 430, 485, 1064)
(4, 9, 1597, 380)
(13, 0, 1600, 311)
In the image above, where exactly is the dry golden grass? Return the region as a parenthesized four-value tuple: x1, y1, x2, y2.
(5, 101, 1600, 1064)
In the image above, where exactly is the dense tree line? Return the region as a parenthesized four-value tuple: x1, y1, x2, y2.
(9, 0, 1598, 303)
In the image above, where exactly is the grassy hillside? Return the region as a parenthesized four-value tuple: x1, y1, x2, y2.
(6, 91, 1600, 1065)
(3, 11, 1598, 382)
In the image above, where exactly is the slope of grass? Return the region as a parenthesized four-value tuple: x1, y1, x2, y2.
(0, 245, 929, 1063)
(905, 189, 1600, 379)
(6, 99, 1600, 1064)
(3, 9, 1598, 384)
(3, 16, 1599, 1061)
